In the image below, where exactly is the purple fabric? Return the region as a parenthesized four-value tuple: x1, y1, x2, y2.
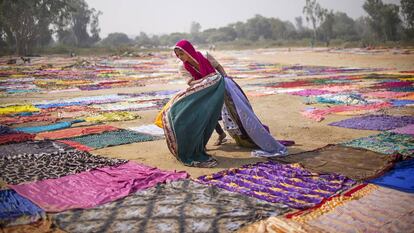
(329, 115, 414, 131)
(10, 161, 188, 212)
(390, 124, 414, 135)
(198, 161, 356, 209)
(225, 78, 287, 155)
(290, 89, 331, 96)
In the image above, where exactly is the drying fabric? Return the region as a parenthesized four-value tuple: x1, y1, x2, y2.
(197, 161, 356, 209)
(0, 114, 57, 126)
(0, 133, 35, 145)
(1, 217, 65, 233)
(56, 140, 93, 152)
(303, 187, 414, 233)
(363, 91, 410, 99)
(329, 115, 414, 131)
(53, 179, 289, 233)
(0, 190, 44, 226)
(289, 89, 331, 96)
(237, 217, 326, 233)
(275, 145, 400, 181)
(390, 99, 414, 107)
(36, 125, 119, 140)
(92, 102, 156, 111)
(0, 150, 127, 185)
(302, 102, 392, 121)
(84, 111, 140, 123)
(0, 125, 15, 135)
(308, 94, 367, 105)
(0, 105, 39, 115)
(128, 124, 165, 137)
(342, 132, 414, 156)
(388, 86, 414, 92)
(11, 161, 188, 212)
(0, 140, 70, 157)
(63, 129, 157, 149)
(390, 124, 414, 135)
(370, 159, 414, 193)
(14, 120, 84, 134)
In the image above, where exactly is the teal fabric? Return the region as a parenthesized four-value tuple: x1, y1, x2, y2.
(15, 120, 84, 133)
(68, 129, 157, 149)
(167, 77, 225, 165)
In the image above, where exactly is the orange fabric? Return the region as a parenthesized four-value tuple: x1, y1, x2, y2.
(37, 125, 119, 140)
(57, 140, 93, 152)
(1, 218, 66, 233)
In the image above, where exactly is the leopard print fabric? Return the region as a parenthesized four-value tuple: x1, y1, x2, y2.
(0, 150, 127, 185)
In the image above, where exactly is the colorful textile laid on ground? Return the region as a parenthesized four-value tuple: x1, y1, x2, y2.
(275, 145, 400, 181)
(14, 120, 84, 134)
(0, 105, 40, 115)
(0, 133, 35, 145)
(291, 186, 414, 233)
(1, 217, 65, 233)
(0, 150, 127, 185)
(370, 159, 414, 193)
(342, 132, 414, 156)
(0, 190, 44, 227)
(84, 111, 140, 123)
(224, 78, 287, 157)
(236, 217, 326, 233)
(36, 125, 119, 140)
(128, 124, 165, 137)
(329, 115, 414, 131)
(52, 179, 290, 233)
(0, 140, 70, 156)
(390, 124, 414, 135)
(197, 161, 356, 209)
(60, 129, 157, 150)
(10, 161, 188, 212)
(162, 74, 225, 166)
(0, 125, 15, 135)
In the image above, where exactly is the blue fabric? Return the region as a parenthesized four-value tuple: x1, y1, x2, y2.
(35, 101, 84, 109)
(0, 189, 43, 220)
(391, 99, 414, 107)
(370, 159, 414, 193)
(15, 120, 84, 133)
(0, 125, 15, 135)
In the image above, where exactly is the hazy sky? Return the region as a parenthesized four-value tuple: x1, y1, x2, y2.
(85, 0, 400, 37)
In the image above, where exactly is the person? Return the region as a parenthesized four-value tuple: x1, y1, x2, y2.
(157, 40, 287, 168)
(175, 44, 227, 146)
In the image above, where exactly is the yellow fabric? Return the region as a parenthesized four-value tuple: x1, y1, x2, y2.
(236, 217, 327, 233)
(154, 98, 174, 128)
(85, 111, 139, 123)
(0, 105, 40, 115)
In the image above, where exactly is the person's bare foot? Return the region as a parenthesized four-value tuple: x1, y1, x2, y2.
(213, 133, 227, 146)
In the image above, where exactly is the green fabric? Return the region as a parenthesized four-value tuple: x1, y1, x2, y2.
(342, 132, 414, 157)
(168, 78, 225, 165)
(68, 129, 157, 149)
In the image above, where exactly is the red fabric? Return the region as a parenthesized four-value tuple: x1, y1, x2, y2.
(57, 140, 93, 152)
(0, 114, 57, 125)
(37, 125, 119, 140)
(175, 40, 216, 80)
(0, 133, 35, 145)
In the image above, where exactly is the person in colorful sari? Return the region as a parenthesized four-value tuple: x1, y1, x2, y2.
(159, 40, 287, 168)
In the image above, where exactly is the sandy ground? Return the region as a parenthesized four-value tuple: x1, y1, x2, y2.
(3, 49, 414, 178)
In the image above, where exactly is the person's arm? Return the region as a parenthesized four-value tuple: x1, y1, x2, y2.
(206, 52, 227, 77)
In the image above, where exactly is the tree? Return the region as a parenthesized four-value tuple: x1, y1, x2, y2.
(295, 16, 304, 31)
(319, 10, 334, 46)
(100, 33, 131, 47)
(331, 12, 357, 41)
(0, 0, 72, 55)
(401, 0, 414, 38)
(303, 0, 327, 46)
(190, 21, 201, 34)
(245, 15, 272, 41)
(363, 0, 401, 41)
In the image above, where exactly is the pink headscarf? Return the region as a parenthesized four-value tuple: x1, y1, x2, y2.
(174, 40, 216, 80)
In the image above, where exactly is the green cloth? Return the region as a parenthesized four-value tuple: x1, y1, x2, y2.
(166, 76, 225, 165)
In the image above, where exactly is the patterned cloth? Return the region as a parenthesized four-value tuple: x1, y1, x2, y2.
(0, 150, 127, 185)
(62, 129, 157, 149)
(14, 120, 84, 134)
(11, 162, 188, 212)
(275, 145, 400, 181)
(0, 125, 15, 135)
(390, 124, 414, 135)
(370, 159, 414, 193)
(0, 190, 44, 227)
(304, 187, 414, 233)
(329, 115, 414, 131)
(342, 132, 414, 156)
(53, 179, 290, 233)
(0, 140, 70, 157)
(198, 161, 356, 209)
(36, 125, 119, 140)
(0, 133, 35, 145)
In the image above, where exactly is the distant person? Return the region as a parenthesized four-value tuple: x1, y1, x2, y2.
(155, 40, 287, 168)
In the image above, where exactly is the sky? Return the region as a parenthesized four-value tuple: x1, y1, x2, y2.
(85, 0, 401, 38)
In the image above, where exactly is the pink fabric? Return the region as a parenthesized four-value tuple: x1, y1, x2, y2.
(10, 161, 188, 212)
(363, 91, 410, 99)
(290, 89, 331, 96)
(390, 124, 414, 136)
(301, 102, 392, 122)
(175, 40, 216, 80)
